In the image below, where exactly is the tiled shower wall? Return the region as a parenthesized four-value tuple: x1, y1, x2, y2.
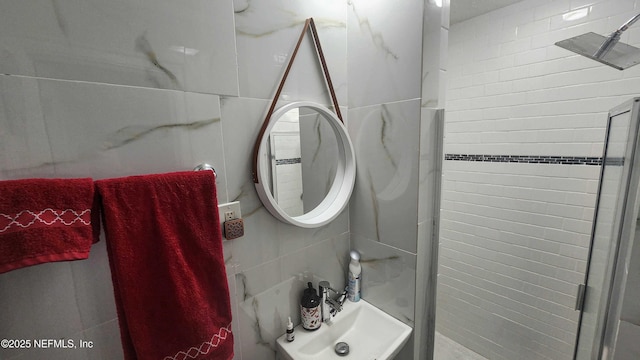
(346, 0, 447, 359)
(440, 0, 640, 359)
(0, 1, 445, 360)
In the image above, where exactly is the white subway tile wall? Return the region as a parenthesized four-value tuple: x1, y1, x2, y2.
(441, 0, 640, 359)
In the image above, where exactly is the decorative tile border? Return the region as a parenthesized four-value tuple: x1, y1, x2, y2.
(445, 154, 624, 166)
(275, 157, 302, 166)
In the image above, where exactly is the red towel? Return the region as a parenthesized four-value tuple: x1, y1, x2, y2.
(0, 178, 99, 274)
(95, 171, 233, 360)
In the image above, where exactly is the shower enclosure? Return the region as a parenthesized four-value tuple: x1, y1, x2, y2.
(575, 97, 640, 359)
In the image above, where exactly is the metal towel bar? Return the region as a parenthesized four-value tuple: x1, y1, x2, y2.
(194, 163, 216, 180)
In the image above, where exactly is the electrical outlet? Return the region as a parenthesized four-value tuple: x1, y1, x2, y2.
(218, 201, 241, 239)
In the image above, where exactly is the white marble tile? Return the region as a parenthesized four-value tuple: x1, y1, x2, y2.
(69, 238, 118, 331)
(220, 96, 281, 271)
(347, 0, 424, 108)
(0, 75, 56, 180)
(0, 0, 237, 95)
(419, 108, 444, 224)
(422, 2, 446, 108)
(226, 272, 242, 360)
(0, 263, 84, 352)
(182, 0, 239, 96)
(348, 100, 421, 253)
(236, 259, 284, 304)
(280, 233, 350, 299)
(35, 79, 194, 179)
(236, 276, 296, 360)
(275, 210, 349, 258)
(81, 320, 124, 360)
(19, 337, 89, 360)
(442, 0, 451, 29)
(351, 234, 417, 327)
(415, 220, 438, 360)
(234, 0, 347, 104)
(184, 92, 229, 203)
(234, 234, 349, 360)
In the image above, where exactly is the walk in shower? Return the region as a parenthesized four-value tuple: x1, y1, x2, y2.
(437, 0, 640, 358)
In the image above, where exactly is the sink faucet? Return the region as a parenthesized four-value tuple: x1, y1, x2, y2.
(318, 281, 347, 322)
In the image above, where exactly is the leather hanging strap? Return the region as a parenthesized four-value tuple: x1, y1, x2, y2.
(252, 18, 343, 184)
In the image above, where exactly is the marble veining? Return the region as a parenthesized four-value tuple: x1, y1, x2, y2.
(366, 170, 382, 242)
(236, 272, 250, 302)
(361, 254, 401, 266)
(135, 33, 180, 89)
(349, 1, 399, 60)
(349, 100, 420, 253)
(104, 118, 218, 150)
(380, 104, 398, 170)
(352, 235, 417, 327)
(310, 117, 323, 165)
(230, 179, 263, 218)
(234, 2, 345, 38)
(51, 0, 68, 37)
(250, 298, 272, 349)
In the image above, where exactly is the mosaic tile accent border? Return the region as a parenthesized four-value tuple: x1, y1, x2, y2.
(445, 154, 624, 166)
(275, 157, 302, 166)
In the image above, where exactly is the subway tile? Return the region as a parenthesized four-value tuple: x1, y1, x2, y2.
(534, 1, 571, 20)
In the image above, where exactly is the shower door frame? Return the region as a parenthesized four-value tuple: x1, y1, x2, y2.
(574, 97, 640, 360)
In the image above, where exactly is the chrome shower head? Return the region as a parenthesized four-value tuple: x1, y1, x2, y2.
(555, 13, 640, 70)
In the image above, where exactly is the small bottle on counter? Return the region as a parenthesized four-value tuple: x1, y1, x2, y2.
(286, 317, 295, 342)
(347, 250, 361, 302)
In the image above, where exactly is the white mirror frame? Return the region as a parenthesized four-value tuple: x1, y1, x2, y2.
(254, 101, 356, 228)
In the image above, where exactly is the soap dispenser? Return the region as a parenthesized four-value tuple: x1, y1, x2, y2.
(300, 282, 321, 330)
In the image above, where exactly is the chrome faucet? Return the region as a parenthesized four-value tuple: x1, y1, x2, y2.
(318, 281, 347, 322)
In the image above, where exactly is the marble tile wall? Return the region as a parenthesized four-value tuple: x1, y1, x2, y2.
(346, 1, 447, 359)
(0, 1, 445, 360)
(0, 1, 350, 359)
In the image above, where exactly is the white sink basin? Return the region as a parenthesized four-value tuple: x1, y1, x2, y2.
(276, 299, 412, 360)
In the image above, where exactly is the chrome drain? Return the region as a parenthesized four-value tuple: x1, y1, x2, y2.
(335, 342, 349, 356)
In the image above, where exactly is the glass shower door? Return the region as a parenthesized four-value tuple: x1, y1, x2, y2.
(575, 98, 640, 359)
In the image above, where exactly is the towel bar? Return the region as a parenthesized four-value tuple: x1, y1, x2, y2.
(194, 163, 217, 180)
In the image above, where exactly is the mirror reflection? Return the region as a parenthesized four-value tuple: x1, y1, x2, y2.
(264, 107, 339, 217)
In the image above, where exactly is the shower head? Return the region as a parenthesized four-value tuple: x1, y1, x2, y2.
(555, 13, 640, 70)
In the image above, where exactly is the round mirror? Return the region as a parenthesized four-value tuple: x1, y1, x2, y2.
(254, 101, 356, 228)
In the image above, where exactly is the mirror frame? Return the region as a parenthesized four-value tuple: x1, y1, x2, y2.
(254, 101, 356, 228)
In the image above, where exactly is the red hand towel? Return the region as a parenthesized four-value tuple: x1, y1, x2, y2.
(0, 178, 99, 274)
(95, 171, 233, 360)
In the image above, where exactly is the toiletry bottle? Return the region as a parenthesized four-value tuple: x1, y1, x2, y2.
(286, 317, 295, 342)
(347, 250, 362, 302)
(300, 282, 321, 330)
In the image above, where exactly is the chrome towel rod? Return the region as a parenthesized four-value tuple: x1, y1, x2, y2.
(194, 163, 216, 180)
